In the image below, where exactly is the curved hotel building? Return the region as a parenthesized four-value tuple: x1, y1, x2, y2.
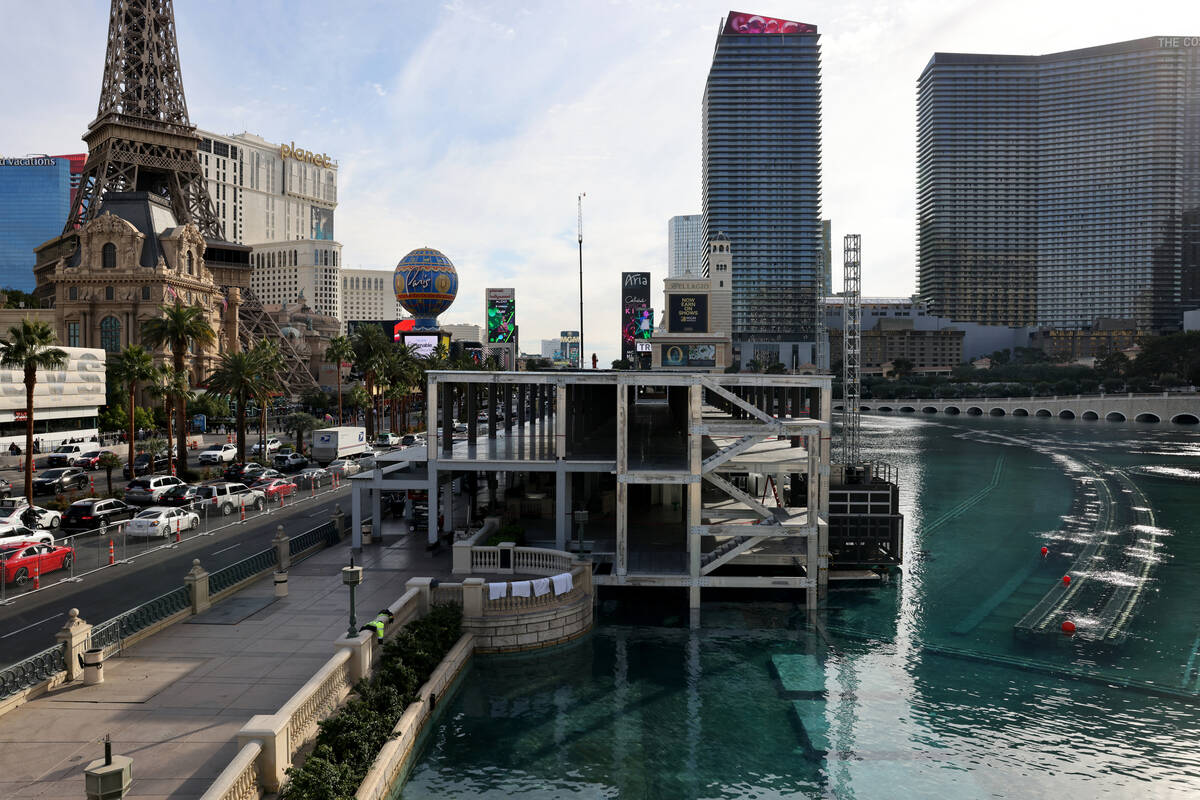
(917, 38, 1200, 333)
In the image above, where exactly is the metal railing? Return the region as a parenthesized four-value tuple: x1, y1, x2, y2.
(0, 643, 66, 698)
(209, 549, 278, 596)
(87, 585, 192, 658)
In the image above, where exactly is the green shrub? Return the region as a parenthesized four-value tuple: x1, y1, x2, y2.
(280, 603, 462, 800)
(484, 523, 526, 546)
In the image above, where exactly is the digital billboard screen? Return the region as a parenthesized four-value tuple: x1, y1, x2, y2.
(660, 344, 716, 368)
(311, 207, 334, 240)
(403, 334, 440, 358)
(486, 288, 517, 343)
(724, 12, 815, 35)
(621, 272, 651, 359)
(668, 294, 709, 334)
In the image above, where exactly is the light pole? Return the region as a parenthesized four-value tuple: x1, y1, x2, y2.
(577, 192, 586, 370)
(341, 557, 363, 638)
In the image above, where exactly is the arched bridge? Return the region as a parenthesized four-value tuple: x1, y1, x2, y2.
(837, 392, 1200, 424)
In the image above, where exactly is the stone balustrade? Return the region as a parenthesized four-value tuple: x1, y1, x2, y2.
(197, 740, 261, 800)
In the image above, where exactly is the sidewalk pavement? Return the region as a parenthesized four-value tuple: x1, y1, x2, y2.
(0, 518, 455, 800)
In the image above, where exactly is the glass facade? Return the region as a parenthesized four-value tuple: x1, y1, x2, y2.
(668, 214, 703, 277)
(701, 22, 823, 344)
(0, 157, 69, 291)
(918, 38, 1200, 332)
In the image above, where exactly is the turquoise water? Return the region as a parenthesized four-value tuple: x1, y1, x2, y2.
(403, 415, 1200, 798)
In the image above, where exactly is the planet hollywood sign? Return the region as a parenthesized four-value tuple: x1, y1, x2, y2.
(279, 142, 334, 169)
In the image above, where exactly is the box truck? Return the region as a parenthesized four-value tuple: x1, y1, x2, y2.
(311, 426, 367, 465)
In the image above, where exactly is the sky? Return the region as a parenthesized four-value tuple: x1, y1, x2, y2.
(0, 0, 1189, 365)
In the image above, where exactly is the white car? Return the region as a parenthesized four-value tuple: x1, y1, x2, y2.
(126, 506, 200, 538)
(250, 438, 282, 456)
(376, 433, 401, 447)
(0, 526, 54, 548)
(327, 459, 360, 477)
(0, 498, 61, 531)
(198, 443, 238, 464)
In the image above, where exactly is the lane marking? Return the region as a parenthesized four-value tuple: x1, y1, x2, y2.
(1, 614, 61, 638)
(212, 543, 241, 555)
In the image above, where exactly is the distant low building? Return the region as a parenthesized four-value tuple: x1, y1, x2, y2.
(1028, 319, 1138, 362)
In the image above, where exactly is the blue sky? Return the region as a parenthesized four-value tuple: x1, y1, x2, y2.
(0, 0, 1189, 364)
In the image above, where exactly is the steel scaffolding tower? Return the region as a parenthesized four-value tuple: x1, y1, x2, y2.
(841, 235, 862, 465)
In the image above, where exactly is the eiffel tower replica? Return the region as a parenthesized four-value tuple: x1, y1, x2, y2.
(59, 0, 317, 394)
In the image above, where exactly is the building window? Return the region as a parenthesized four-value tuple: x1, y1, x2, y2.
(67, 322, 79, 347)
(187, 252, 194, 275)
(100, 316, 121, 352)
(105, 286, 114, 301)
(142, 286, 151, 301)
(68, 286, 78, 301)
(102, 243, 116, 268)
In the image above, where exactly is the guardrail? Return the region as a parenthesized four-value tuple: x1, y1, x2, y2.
(198, 740, 261, 800)
(464, 543, 576, 577)
(0, 474, 350, 606)
(0, 513, 348, 705)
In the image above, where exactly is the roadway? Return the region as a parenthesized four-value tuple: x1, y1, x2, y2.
(0, 482, 354, 666)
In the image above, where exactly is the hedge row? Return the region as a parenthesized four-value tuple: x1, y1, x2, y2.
(280, 603, 463, 800)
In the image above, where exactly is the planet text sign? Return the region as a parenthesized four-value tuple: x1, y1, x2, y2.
(668, 294, 709, 334)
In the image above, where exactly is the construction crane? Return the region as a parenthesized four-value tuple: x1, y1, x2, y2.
(842, 234, 862, 466)
(576, 194, 585, 369)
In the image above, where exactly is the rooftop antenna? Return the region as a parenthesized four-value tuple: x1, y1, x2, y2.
(577, 192, 586, 369)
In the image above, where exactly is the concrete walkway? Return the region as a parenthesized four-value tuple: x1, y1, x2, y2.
(0, 520, 454, 799)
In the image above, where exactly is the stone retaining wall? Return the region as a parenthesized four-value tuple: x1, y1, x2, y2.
(465, 592, 593, 653)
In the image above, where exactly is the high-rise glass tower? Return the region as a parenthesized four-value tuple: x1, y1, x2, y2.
(702, 12, 823, 359)
(918, 38, 1200, 333)
(668, 214, 703, 277)
(0, 156, 70, 291)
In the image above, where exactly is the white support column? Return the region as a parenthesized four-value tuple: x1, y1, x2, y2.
(688, 384, 703, 627)
(555, 382, 568, 459)
(427, 469, 439, 546)
(371, 478, 382, 543)
(818, 390, 831, 601)
(555, 468, 567, 551)
(442, 479, 454, 544)
(615, 382, 628, 578)
(426, 378, 438, 444)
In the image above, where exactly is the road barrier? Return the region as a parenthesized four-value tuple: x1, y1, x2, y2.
(0, 474, 351, 605)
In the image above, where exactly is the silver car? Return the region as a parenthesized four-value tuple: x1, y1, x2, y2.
(127, 506, 200, 538)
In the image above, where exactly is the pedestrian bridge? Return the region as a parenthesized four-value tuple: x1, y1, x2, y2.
(836, 392, 1200, 424)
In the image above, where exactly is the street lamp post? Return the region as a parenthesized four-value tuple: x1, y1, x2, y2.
(341, 557, 363, 638)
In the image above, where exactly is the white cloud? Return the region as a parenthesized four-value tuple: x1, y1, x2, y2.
(0, 0, 1191, 364)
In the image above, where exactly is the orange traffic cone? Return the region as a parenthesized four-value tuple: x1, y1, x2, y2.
(31, 460, 36, 473)
(108, 539, 114, 566)
(33, 559, 40, 590)
(239, 499, 245, 522)
(175, 518, 181, 542)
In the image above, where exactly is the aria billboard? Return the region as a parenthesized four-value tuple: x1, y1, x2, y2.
(621, 271, 651, 361)
(486, 288, 517, 344)
(724, 12, 816, 35)
(668, 293, 709, 334)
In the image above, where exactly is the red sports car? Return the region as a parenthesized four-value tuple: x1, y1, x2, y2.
(1, 541, 74, 586)
(253, 478, 297, 500)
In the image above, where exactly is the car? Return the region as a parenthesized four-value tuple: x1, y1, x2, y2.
(159, 484, 204, 508)
(376, 433, 401, 447)
(124, 475, 185, 504)
(75, 450, 110, 470)
(399, 434, 423, 448)
(45, 444, 85, 467)
(122, 453, 170, 479)
(61, 498, 136, 533)
(0, 499, 62, 531)
(223, 462, 265, 482)
(0, 477, 10, 498)
(1, 541, 74, 586)
(294, 467, 331, 489)
(327, 458, 360, 477)
(253, 478, 297, 500)
(250, 438, 282, 456)
(126, 506, 200, 538)
(0, 526, 55, 548)
(453, 422, 468, 434)
(197, 443, 238, 464)
(195, 482, 266, 516)
(273, 451, 309, 471)
(32, 467, 89, 495)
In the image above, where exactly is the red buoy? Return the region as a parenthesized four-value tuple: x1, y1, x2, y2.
(1062, 575, 1071, 586)
(1041, 546, 1049, 557)
(1061, 620, 1076, 635)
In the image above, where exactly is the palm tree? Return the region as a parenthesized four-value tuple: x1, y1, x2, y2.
(109, 346, 158, 480)
(347, 385, 371, 427)
(0, 319, 67, 501)
(350, 324, 390, 439)
(146, 367, 193, 476)
(141, 302, 216, 470)
(205, 350, 266, 462)
(324, 335, 354, 425)
(97, 451, 122, 495)
(250, 340, 282, 456)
